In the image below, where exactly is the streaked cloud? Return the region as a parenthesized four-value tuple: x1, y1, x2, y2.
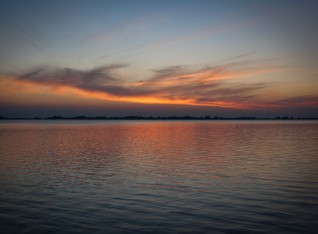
(2, 60, 313, 110)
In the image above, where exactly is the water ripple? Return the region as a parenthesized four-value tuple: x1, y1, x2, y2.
(0, 121, 318, 233)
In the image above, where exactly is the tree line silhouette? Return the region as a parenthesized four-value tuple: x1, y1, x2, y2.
(0, 115, 317, 120)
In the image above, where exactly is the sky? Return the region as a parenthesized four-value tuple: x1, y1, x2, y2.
(0, 0, 317, 118)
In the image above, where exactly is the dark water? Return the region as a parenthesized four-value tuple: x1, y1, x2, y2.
(0, 120, 318, 233)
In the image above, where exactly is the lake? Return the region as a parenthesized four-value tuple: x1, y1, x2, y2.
(0, 120, 317, 233)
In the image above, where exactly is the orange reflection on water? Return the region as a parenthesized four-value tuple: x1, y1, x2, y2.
(1, 121, 318, 193)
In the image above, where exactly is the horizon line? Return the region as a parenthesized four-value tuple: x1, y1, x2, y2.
(1, 115, 318, 120)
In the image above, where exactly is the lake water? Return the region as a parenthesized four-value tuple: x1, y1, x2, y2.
(0, 120, 318, 233)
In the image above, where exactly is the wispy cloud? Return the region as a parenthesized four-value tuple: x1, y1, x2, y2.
(0, 60, 307, 110)
(267, 96, 318, 108)
(94, 2, 294, 62)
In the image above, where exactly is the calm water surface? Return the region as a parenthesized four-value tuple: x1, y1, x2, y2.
(0, 120, 318, 233)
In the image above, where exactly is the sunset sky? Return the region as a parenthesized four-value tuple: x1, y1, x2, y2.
(0, 0, 317, 117)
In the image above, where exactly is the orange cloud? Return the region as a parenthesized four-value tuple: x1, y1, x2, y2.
(1, 62, 316, 110)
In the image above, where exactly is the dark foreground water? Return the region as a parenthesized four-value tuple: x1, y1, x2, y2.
(0, 120, 318, 233)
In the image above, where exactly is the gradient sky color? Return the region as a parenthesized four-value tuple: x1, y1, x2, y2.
(0, 0, 317, 117)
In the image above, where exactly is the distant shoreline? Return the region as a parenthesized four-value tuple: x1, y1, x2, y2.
(1, 116, 317, 121)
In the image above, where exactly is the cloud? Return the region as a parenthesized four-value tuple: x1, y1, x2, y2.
(19, 64, 126, 86)
(268, 96, 318, 108)
(2, 60, 314, 110)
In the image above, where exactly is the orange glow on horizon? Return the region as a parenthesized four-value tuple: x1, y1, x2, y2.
(0, 77, 257, 109)
(0, 62, 316, 111)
